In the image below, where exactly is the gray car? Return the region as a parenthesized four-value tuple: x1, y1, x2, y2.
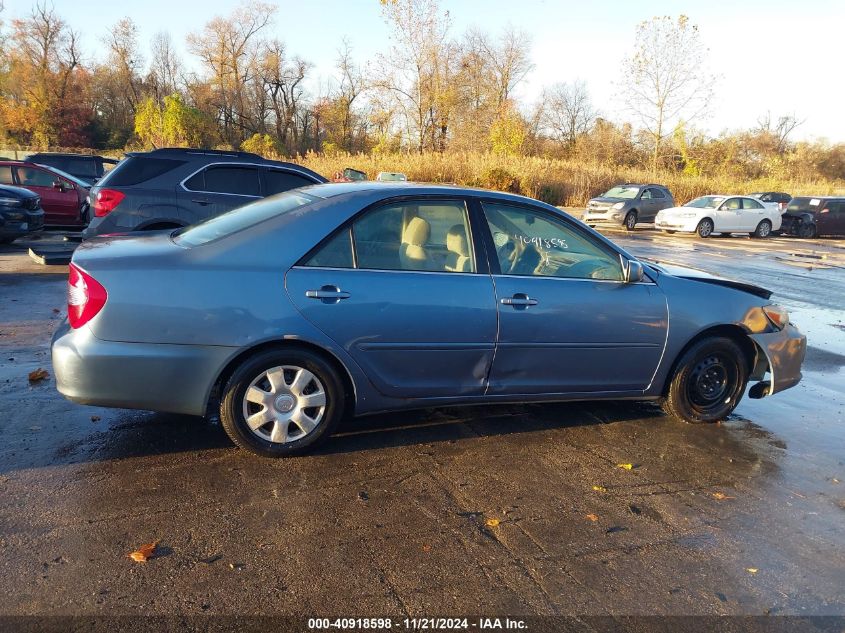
(52, 183, 806, 457)
(583, 183, 675, 230)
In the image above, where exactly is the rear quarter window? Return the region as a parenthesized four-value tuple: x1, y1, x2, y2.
(99, 156, 186, 187)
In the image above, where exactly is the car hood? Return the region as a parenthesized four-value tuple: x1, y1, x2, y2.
(0, 184, 40, 199)
(644, 260, 772, 300)
(657, 205, 700, 215)
(589, 197, 627, 205)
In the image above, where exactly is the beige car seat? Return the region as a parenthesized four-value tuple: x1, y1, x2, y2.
(399, 216, 431, 270)
(445, 224, 471, 272)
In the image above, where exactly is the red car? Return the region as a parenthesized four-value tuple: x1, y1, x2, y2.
(0, 160, 90, 227)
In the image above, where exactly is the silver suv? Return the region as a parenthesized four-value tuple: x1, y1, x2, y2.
(582, 184, 675, 230)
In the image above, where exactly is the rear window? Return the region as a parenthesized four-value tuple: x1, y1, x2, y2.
(50, 156, 97, 179)
(98, 156, 186, 187)
(184, 165, 261, 196)
(173, 190, 316, 247)
(265, 169, 316, 195)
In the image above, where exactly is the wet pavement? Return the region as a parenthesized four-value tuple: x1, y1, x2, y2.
(0, 230, 843, 617)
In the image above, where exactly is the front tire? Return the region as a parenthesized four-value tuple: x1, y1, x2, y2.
(662, 337, 748, 424)
(624, 211, 638, 231)
(220, 348, 345, 457)
(752, 220, 772, 238)
(799, 222, 817, 239)
(696, 218, 714, 238)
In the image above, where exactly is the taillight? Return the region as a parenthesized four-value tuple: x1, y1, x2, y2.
(67, 263, 107, 329)
(93, 189, 125, 217)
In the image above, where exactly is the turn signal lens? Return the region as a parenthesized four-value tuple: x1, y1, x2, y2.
(762, 304, 789, 330)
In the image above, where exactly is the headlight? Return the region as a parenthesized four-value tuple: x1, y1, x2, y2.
(676, 212, 696, 219)
(3, 211, 24, 220)
(762, 304, 789, 330)
(612, 202, 625, 210)
(0, 197, 22, 207)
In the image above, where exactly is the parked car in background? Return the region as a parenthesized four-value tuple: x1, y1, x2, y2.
(781, 196, 845, 238)
(749, 191, 792, 212)
(83, 148, 328, 239)
(0, 161, 91, 227)
(582, 184, 675, 230)
(0, 184, 44, 244)
(655, 195, 782, 238)
(52, 183, 805, 457)
(333, 167, 367, 182)
(27, 153, 119, 186)
(375, 172, 407, 182)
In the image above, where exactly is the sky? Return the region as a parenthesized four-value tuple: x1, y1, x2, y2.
(5, 0, 845, 142)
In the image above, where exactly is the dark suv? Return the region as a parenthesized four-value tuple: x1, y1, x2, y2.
(750, 191, 791, 212)
(781, 197, 845, 238)
(27, 153, 119, 186)
(582, 183, 675, 230)
(83, 148, 327, 239)
(0, 184, 44, 244)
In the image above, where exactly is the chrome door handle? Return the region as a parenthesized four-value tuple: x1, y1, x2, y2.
(501, 294, 538, 308)
(191, 199, 211, 206)
(306, 285, 351, 303)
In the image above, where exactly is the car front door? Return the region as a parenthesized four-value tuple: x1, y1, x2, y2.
(478, 201, 668, 395)
(179, 164, 262, 220)
(285, 197, 498, 398)
(817, 201, 845, 236)
(15, 166, 79, 224)
(715, 197, 742, 232)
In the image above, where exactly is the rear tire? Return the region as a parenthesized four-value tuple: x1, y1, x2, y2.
(696, 218, 714, 238)
(624, 211, 638, 231)
(220, 348, 345, 457)
(752, 220, 772, 238)
(662, 337, 748, 424)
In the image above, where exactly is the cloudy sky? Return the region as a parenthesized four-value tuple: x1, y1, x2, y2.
(5, 0, 843, 142)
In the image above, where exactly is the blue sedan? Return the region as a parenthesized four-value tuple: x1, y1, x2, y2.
(51, 183, 806, 457)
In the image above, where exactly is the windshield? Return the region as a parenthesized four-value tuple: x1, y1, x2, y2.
(174, 191, 316, 247)
(35, 164, 90, 189)
(685, 196, 725, 209)
(601, 186, 640, 199)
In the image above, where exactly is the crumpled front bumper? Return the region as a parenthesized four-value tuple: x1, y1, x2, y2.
(748, 323, 806, 396)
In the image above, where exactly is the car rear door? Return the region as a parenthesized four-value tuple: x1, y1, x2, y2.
(14, 165, 78, 224)
(478, 200, 668, 394)
(285, 197, 498, 399)
(817, 201, 845, 236)
(179, 164, 262, 219)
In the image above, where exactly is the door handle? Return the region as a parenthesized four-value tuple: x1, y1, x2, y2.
(306, 285, 351, 304)
(501, 293, 538, 308)
(191, 199, 211, 206)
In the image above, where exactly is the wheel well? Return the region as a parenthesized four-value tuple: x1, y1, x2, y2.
(207, 339, 357, 419)
(661, 325, 757, 396)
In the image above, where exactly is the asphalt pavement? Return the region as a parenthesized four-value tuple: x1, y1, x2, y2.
(0, 229, 843, 621)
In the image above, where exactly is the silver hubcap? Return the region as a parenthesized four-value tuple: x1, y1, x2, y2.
(759, 223, 770, 236)
(241, 365, 327, 444)
(700, 221, 712, 236)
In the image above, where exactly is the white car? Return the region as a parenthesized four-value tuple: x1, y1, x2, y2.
(654, 195, 782, 238)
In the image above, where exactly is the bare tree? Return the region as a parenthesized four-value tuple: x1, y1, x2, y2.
(621, 15, 716, 172)
(259, 40, 309, 153)
(543, 80, 595, 148)
(333, 39, 367, 151)
(149, 31, 181, 100)
(467, 25, 533, 109)
(756, 111, 803, 153)
(187, 0, 277, 145)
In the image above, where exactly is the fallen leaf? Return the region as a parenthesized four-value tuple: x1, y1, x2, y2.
(28, 368, 49, 383)
(617, 463, 634, 470)
(712, 492, 735, 501)
(586, 513, 599, 522)
(746, 568, 758, 574)
(128, 541, 159, 563)
(485, 518, 500, 528)
(229, 563, 244, 571)
(592, 485, 607, 492)
(422, 544, 431, 552)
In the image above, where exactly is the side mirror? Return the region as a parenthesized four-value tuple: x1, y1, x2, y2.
(52, 180, 65, 191)
(625, 260, 645, 283)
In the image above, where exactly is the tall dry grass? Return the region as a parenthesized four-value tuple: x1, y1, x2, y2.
(297, 151, 845, 207)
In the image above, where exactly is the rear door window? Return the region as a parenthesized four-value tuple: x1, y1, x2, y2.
(185, 165, 261, 196)
(16, 167, 54, 187)
(649, 188, 665, 199)
(264, 169, 316, 195)
(742, 198, 764, 209)
(100, 156, 186, 187)
(0, 166, 13, 185)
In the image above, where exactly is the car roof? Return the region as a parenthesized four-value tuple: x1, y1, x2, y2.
(301, 181, 550, 206)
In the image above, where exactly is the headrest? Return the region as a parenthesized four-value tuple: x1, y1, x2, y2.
(402, 216, 430, 246)
(446, 224, 469, 257)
